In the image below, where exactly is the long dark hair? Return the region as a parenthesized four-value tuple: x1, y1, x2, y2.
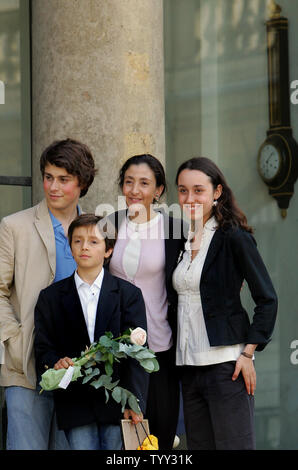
(118, 154, 167, 202)
(175, 157, 253, 233)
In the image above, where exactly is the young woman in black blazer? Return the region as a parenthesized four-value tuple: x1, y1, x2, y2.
(173, 157, 277, 450)
(107, 154, 185, 450)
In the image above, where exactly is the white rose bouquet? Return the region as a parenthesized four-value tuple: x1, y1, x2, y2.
(39, 328, 158, 414)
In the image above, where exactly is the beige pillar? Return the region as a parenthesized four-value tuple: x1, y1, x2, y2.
(31, 0, 165, 211)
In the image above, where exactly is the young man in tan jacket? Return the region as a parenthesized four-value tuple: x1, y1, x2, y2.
(0, 138, 96, 449)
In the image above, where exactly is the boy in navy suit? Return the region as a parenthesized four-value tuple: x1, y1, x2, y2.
(34, 214, 148, 450)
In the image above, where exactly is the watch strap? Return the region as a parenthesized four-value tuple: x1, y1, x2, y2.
(240, 351, 253, 359)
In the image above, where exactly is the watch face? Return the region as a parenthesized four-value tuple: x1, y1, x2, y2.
(259, 144, 281, 181)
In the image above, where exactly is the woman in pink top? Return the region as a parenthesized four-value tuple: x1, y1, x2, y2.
(108, 154, 185, 450)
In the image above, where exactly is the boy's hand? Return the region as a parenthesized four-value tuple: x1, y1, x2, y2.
(124, 408, 143, 425)
(54, 357, 74, 370)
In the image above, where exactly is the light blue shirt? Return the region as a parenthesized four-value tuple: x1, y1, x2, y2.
(49, 208, 80, 283)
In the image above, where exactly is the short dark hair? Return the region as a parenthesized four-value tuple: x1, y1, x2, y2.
(118, 154, 167, 202)
(40, 138, 97, 197)
(68, 214, 117, 263)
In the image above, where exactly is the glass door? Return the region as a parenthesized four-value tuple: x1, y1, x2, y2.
(0, 0, 31, 449)
(0, 0, 31, 220)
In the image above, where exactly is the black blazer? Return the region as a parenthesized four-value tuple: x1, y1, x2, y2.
(107, 210, 186, 343)
(198, 226, 278, 351)
(34, 269, 149, 431)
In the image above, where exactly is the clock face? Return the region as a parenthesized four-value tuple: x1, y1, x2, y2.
(258, 144, 281, 181)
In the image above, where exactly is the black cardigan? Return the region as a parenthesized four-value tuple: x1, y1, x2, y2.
(198, 226, 277, 351)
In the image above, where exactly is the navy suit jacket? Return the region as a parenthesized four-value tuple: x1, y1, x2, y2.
(34, 269, 149, 431)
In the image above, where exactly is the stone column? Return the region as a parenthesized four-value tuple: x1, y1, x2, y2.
(31, 0, 165, 211)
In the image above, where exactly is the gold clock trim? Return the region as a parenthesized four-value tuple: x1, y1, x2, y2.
(269, 126, 292, 131)
(267, 20, 288, 26)
(272, 192, 293, 197)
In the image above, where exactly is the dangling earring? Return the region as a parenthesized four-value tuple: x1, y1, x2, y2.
(213, 200, 218, 207)
(155, 194, 160, 203)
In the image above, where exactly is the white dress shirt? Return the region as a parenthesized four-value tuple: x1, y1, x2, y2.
(74, 269, 104, 344)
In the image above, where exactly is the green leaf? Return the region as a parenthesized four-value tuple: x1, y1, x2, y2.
(82, 359, 96, 369)
(108, 353, 114, 365)
(151, 358, 160, 371)
(75, 356, 92, 367)
(129, 344, 144, 353)
(94, 351, 103, 361)
(118, 343, 144, 357)
(90, 375, 106, 389)
(139, 358, 159, 372)
(105, 388, 110, 403)
(99, 335, 113, 348)
(105, 361, 113, 376)
(113, 356, 121, 363)
(91, 374, 116, 390)
(140, 359, 155, 371)
(134, 349, 156, 360)
(120, 388, 128, 412)
(82, 368, 100, 384)
(118, 343, 129, 354)
(128, 394, 141, 414)
(105, 378, 119, 391)
(111, 386, 122, 403)
(100, 353, 109, 362)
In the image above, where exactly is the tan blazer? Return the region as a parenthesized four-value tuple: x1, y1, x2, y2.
(0, 199, 58, 389)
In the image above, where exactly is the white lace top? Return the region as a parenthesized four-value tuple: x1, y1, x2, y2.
(173, 216, 244, 366)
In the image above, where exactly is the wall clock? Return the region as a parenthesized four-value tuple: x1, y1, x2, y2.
(257, 1, 298, 218)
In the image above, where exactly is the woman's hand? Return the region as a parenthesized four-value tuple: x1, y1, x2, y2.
(124, 408, 143, 425)
(232, 345, 257, 395)
(54, 357, 74, 370)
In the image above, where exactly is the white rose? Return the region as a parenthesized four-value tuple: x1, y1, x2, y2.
(130, 327, 147, 346)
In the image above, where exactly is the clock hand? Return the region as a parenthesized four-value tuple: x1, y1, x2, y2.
(266, 152, 274, 165)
